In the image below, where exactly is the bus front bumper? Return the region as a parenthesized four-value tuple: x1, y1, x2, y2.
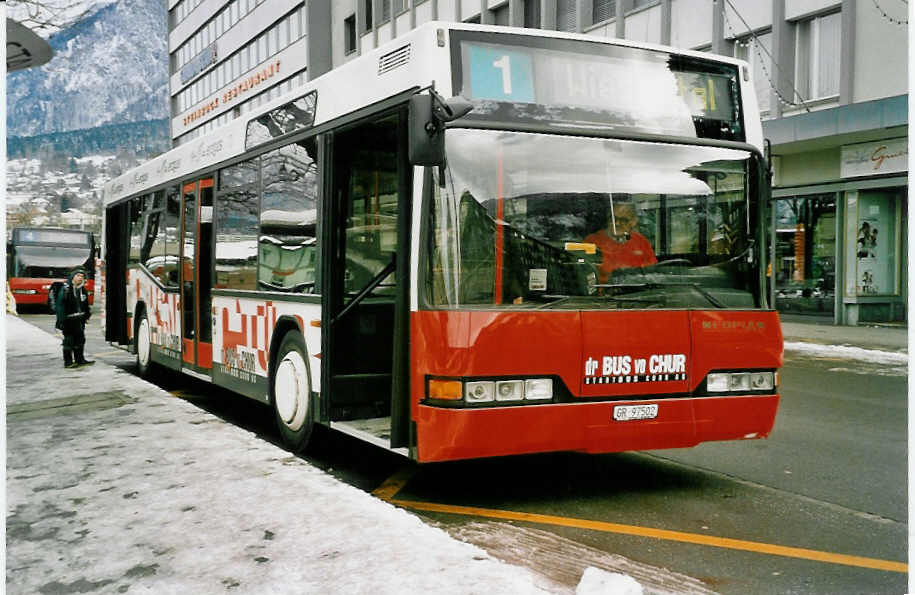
(415, 394, 779, 462)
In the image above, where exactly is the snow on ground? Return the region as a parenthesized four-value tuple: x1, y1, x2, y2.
(783, 341, 907, 365)
(783, 341, 907, 376)
(5, 315, 645, 594)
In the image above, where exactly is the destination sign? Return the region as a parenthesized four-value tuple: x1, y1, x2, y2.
(457, 36, 743, 141)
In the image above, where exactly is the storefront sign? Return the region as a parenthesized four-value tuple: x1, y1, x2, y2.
(840, 138, 908, 178)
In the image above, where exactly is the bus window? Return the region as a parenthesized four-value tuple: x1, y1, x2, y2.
(216, 159, 259, 290)
(427, 130, 760, 310)
(163, 187, 182, 288)
(128, 195, 147, 266)
(340, 117, 399, 298)
(258, 139, 318, 293)
(140, 190, 168, 284)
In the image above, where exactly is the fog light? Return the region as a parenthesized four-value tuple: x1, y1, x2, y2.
(465, 381, 494, 403)
(524, 378, 552, 400)
(495, 380, 524, 401)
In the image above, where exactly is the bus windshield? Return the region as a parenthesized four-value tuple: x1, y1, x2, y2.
(425, 130, 761, 310)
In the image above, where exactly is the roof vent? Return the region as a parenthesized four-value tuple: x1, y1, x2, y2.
(378, 44, 411, 75)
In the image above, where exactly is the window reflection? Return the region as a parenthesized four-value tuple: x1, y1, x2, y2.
(258, 140, 319, 293)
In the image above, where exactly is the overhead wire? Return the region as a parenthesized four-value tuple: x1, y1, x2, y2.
(722, 0, 811, 113)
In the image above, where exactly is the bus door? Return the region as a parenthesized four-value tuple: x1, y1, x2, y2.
(180, 178, 215, 371)
(323, 113, 410, 449)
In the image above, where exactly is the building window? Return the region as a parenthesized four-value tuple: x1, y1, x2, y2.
(593, 0, 615, 24)
(796, 11, 841, 100)
(363, 0, 373, 32)
(345, 15, 357, 54)
(735, 31, 772, 114)
(381, 0, 391, 23)
(557, 0, 577, 32)
(524, 0, 541, 28)
(492, 4, 510, 26)
(632, 0, 658, 8)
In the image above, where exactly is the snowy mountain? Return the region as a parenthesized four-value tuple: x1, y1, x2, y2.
(6, 0, 169, 137)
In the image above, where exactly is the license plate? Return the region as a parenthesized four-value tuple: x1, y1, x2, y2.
(613, 404, 658, 421)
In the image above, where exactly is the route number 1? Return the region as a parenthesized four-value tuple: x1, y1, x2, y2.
(493, 55, 512, 95)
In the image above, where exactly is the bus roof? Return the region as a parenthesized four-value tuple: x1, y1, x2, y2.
(104, 22, 761, 207)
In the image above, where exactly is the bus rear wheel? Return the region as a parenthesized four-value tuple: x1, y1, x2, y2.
(135, 311, 153, 378)
(271, 331, 314, 453)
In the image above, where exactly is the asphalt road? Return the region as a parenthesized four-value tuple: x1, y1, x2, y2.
(18, 308, 908, 594)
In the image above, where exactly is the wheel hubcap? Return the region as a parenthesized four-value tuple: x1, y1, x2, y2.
(138, 319, 150, 366)
(275, 350, 308, 430)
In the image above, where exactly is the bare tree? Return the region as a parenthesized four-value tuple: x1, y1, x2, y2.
(7, 0, 93, 34)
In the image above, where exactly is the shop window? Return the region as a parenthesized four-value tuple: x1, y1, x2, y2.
(795, 11, 841, 100)
(773, 195, 836, 315)
(844, 191, 900, 297)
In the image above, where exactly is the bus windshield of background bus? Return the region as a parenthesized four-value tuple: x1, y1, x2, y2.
(426, 130, 760, 310)
(454, 34, 744, 142)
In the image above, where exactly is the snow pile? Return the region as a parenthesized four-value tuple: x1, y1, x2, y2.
(576, 567, 643, 595)
(784, 341, 907, 365)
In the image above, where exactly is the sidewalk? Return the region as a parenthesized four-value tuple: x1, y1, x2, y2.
(779, 314, 908, 353)
(4, 315, 644, 595)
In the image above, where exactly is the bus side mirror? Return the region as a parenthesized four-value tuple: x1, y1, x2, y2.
(408, 95, 444, 166)
(408, 93, 473, 166)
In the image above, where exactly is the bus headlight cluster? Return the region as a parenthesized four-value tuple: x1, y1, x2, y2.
(706, 371, 776, 393)
(428, 378, 553, 405)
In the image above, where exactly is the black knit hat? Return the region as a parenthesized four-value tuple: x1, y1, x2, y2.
(68, 267, 88, 282)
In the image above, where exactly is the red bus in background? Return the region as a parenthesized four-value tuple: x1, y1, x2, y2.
(7, 227, 95, 311)
(101, 23, 782, 462)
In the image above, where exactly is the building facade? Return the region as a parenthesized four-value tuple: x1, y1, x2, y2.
(167, 0, 908, 325)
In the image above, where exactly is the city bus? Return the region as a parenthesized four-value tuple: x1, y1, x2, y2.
(8, 227, 96, 311)
(100, 22, 782, 462)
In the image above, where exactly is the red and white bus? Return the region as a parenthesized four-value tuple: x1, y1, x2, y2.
(101, 23, 782, 462)
(8, 227, 96, 310)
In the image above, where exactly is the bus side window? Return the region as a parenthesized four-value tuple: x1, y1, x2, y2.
(163, 186, 182, 288)
(258, 139, 318, 293)
(216, 159, 259, 290)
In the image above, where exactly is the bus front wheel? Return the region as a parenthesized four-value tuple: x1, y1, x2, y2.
(271, 331, 314, 453)
(135, 311, 153, 378)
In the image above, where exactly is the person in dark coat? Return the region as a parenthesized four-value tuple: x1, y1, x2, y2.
(55, 267, 94, 368)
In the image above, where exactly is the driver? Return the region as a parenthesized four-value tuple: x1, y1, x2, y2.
(584, 201, 657, 283)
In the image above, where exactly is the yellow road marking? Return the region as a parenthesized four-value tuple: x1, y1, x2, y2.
(371, 466, 417, 501)
(374, 468, 906, 574)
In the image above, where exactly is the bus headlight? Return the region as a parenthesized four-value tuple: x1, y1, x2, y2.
(706, 371, 775, 393)
(465, 381, 495, 403)
(427, 377, 556, 406)
(524, 378, 553, 400)
(495, 380, 524, 401)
